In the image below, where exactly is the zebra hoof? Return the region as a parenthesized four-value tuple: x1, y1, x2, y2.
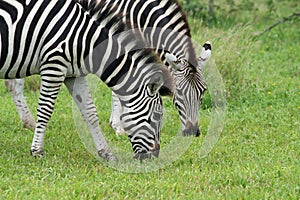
(23, 122, 35, 131)
(98, 150, 118, 163)
(110, 122, 126, 136)
(107, 154, 118, 163)
(30, 148, 44, 158)
(22, 117, 36, 131)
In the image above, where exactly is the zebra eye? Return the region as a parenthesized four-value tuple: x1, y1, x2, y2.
(180, 59, 188, 66)
(174, 59, 181, 64)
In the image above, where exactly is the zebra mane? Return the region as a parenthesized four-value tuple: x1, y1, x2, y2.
(74, 0, 121, 23)
(74, 0, 197, 71)
(162, 0, 198, 71)
(167, 0, 192, 38)
(75, 0, 192, 36)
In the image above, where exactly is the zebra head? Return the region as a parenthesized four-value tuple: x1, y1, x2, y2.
(116, 66, 173, 160)
(165, 41, 212, 136)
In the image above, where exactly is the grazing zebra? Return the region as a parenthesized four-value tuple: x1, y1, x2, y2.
(0, 0, 173, 160)
(109, 0, 212, 136)
(5, 0, 211, 137)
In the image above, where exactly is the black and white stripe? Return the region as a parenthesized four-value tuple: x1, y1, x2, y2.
(5, 0, 211, 140)
(108, 0, 212, 136)
(1, 0, 171, 160)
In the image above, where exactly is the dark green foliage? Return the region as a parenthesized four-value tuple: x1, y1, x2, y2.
(180, 0, 300, 27)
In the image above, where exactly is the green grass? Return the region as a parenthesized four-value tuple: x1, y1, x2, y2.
(0, 2, 300, 199)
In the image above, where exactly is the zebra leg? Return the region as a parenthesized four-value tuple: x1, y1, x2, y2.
(64, 77, 118, 162)
(4, 79, 35, 130)
(30, 73, 65, 157)
(109, 91, 125, 135)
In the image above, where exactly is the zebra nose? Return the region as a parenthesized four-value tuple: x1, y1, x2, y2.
(183, 121, 200, 137)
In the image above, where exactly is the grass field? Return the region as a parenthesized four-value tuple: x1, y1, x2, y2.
(0, 1, 299, 199)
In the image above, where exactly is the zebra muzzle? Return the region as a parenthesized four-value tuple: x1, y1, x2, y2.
(152, 143, 160, 158)
(183, 121, 200, 137)
(133, 143, 160, 161)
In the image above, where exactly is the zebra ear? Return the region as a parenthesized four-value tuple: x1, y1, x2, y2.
(147, 73, 164, 95)
(165, 52, 184, 71)
(197, 41, 212, 70)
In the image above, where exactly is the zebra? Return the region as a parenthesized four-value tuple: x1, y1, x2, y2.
(5, 0, 212, 136)
(109, 0, 212, 136)
(0, 0, 173, 161)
